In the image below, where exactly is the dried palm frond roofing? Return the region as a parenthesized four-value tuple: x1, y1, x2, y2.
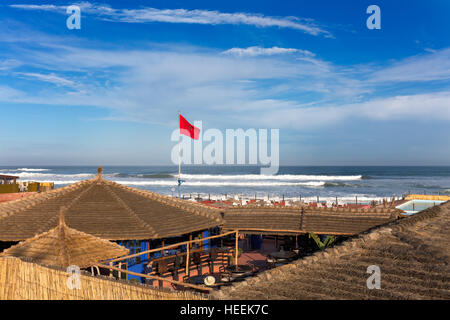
(222, 206, 402, 235)
(0, 167, 223, 241)
(0, 208, 129, 268)
(215, 201, 450, 300)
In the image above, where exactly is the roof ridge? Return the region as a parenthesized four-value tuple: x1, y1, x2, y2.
(58, 221, 70, 267)
(102, 181, 159, 238)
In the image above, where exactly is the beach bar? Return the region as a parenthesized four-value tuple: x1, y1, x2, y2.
(0, 166, 409, 293)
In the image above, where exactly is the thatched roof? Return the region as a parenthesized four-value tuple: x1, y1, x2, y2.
(0, 208, 129, 268)
(214, 201, 450, 300)
(0, 167, 223, 241)
(222, 206, 401, 235)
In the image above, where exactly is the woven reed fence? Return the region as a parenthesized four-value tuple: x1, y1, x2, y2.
(0, 257, 207, 300)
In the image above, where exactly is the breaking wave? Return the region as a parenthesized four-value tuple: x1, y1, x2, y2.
(179, 174, 362, 181)
(1, 172, 95, 180)
(115, 180, 326, 187)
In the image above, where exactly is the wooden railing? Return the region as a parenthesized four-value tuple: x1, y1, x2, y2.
(99, 231, 239, 290)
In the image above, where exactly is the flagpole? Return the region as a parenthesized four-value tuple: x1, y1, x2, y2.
(177, 110, 182, 198)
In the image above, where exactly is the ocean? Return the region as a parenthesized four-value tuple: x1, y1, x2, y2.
(1, 166, 449, 204)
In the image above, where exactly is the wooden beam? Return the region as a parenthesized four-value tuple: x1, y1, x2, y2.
(95, 263, 212, 292)
(235, 230, 239, 270)
(186, 240, 190, 277)
(105, 230, 238, 263)
(229, 228, 354, 236)
(147, 241, 151, 262)
(189, 234, 192, 249)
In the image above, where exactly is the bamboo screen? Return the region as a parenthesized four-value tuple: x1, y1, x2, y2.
(0, 256, 207, 300)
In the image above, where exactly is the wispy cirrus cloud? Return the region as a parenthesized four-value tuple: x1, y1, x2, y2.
(0, 59, 22, 70)
(9, 2, 332, 37)
(369, 47, 450, 83)
(246, 91, 450, 130)
(15, 72, 77, 87)
(2, 38, 449, 130)
(1, 22, 450, 130)
(222, 46, 315, 57)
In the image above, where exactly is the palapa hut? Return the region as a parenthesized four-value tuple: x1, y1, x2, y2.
(0, 167, 223, 279)
(0, 207, 129, 269)
(222, 206, 402, 236)
(214, 201, 450, 300)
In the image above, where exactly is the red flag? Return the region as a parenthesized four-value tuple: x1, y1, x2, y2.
(179, 114, 200, 140)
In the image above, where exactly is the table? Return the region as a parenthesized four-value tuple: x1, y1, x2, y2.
(185, 274, 219, 286)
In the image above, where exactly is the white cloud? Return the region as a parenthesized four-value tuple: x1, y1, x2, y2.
(369, 47, 450, 82)
(15, 72, 77, 87)
(9, 2, 331, 37)
(9, 4, 61, 11)
(222, 46, 315, 57)
(231, 91, 450, 130)
(1, 27, 449, 130)
(0, 59, 22, 70)
(0, 85, 22, 100)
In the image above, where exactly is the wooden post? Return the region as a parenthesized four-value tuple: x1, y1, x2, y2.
(186, 241, 190, 276)
(235, 230, 239, 270)
(109, 262, 113, 277)
(162, 240, 165, 256)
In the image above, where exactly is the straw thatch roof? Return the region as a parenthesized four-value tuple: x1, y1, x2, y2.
(222, 206, 401, 235)
(0, 208, 129, 268)
(0, 167, 223, 241)
(214, 201, 450, 300)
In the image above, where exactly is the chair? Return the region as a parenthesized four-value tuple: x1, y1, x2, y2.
(218, 250, 232, 282)
(207, 248, 218, 274)
(156, 259, 169, 287)
(193, 252, 202, 276)
(172, 255, 183, 281)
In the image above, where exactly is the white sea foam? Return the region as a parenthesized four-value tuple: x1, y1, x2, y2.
(180, 174, 362, 181)
(6, 172, 95, 180)
(115, 180, 326, 187)
(16, 168, 50, 172)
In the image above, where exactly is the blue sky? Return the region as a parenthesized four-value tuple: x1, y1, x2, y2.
(0, 0, 449, 165)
